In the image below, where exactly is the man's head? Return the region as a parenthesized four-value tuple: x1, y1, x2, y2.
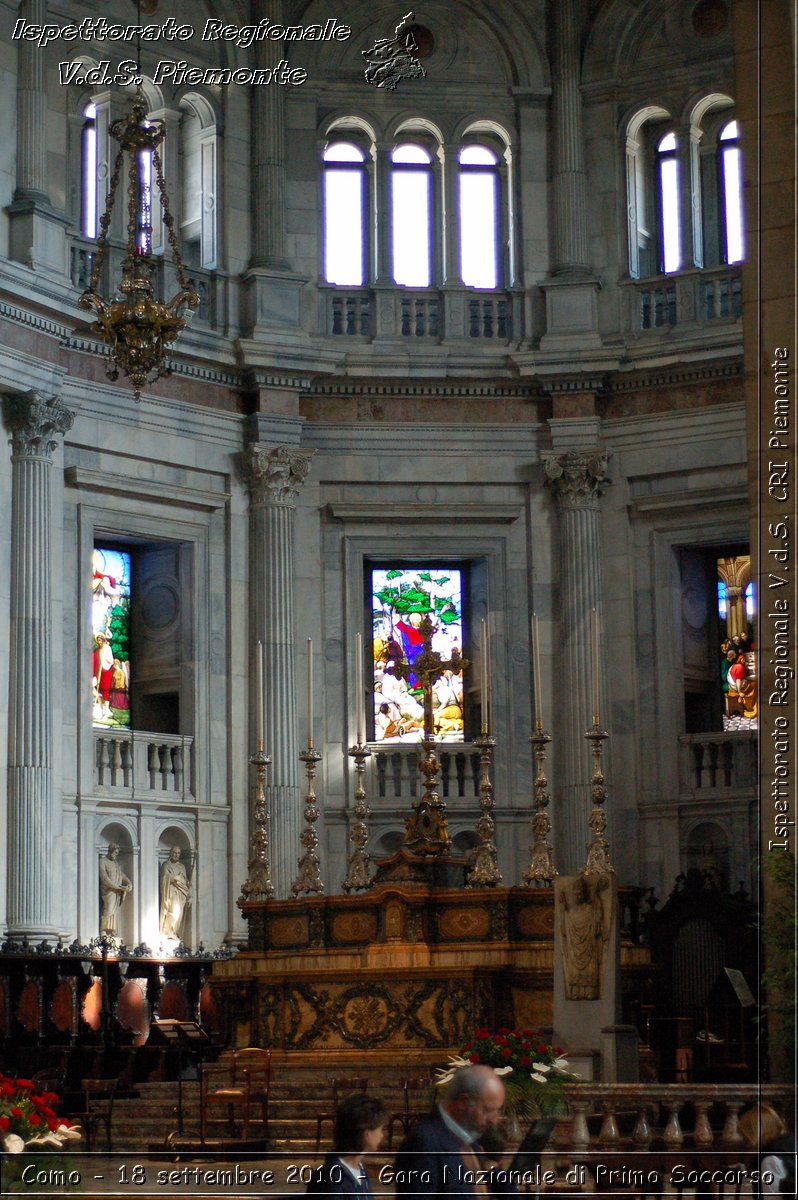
(442, 1065, 505, 1137)
(169, 846, 181, 861)
(107, 843, 119, 859)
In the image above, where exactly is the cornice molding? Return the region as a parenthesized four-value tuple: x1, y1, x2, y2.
(326, 502, 522, 524)
(64, 466, 231, 511)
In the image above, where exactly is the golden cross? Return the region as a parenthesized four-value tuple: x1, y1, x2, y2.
(391, 614, 469, 739)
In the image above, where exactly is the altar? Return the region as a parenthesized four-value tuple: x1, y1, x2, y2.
(210, 615, 652, 1069)
(210, 881, 652, 1059)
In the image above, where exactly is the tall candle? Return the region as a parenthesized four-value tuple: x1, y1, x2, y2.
(480, 619, 489, 734)
(355, 632, 365, 744)
(591, 608, 600, 723)
(307, 637, 313, 748)
(531, 612, 543, 723)
(256, 639, 264, 748)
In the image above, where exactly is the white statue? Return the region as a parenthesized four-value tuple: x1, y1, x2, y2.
(159, 845, 191, 940)
(99, 843, 132, 936)
(558, 874, 611, 999)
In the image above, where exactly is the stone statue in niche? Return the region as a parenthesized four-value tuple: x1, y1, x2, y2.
(159, 846, 191, 941)
(558, 873, 612, 1000)
(99, 843, 132, 936)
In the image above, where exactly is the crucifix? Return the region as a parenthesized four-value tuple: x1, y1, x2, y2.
(390, 614, 469, 857)
(391, 614, 466, 740)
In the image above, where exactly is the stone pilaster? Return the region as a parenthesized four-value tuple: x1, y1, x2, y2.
(540, 0, 601, 349)
(250, 0, 288, 270)
(14, 0, 48, 200)
(8, 0, 70, 274)
(239, 445, 314, 898)
(550, 0, 589, 276)
(543, 448, 610, 874)
(3, 391, 74, 938)
(241, 0, 309, 336)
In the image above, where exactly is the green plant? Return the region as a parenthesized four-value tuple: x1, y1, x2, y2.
(760, 850, 796, 1075)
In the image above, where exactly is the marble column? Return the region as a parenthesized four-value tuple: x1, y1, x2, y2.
(3, 391, 74, 939)
(550, 0, 589, 276)
(242, 0, 308, 338)
(14, 0, 48, 200)
(240, 445, 314, 898)
(8, 0, 70, 273)
(250, 0, 288, 270)
(543, 449, 610, 874)
(540, 0, 601, 347)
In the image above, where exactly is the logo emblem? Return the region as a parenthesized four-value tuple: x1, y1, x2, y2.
(363, 11, 427, 91)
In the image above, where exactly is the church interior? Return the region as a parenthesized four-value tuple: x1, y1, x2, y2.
(0, 0, 793, 1172)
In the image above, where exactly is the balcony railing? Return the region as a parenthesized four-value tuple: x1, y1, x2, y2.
(322, 288, 515, 342)
(558, 1083, 792, 1152)
(626, 266, 742, 332)
(678, 732, 757, 798)
(93, 729, 194, 801)
(368, 742, 482, 803)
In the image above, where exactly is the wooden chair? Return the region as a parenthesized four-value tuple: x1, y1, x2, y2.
(78, 1078, 117, 1151)
(387, 1075, 433, 1148)
(199, 1047, 271, 1143)
(314, 1077, 368, 1155)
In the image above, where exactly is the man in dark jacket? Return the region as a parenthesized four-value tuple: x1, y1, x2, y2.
(394, 1065, 506, 1197)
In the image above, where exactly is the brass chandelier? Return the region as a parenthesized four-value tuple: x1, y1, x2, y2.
(79, 87, 199, 398)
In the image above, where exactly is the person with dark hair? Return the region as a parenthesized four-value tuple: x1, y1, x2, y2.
(395, 1065, 506, 1196)
(307, 1093, 388, 1197)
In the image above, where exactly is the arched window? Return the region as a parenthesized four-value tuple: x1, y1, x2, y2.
(719, 120, 743, 264)
(323, 141, 367, 286)
(136, 139, 154, 253)
(458, 145, 499, 288)
(391, 143, 433, 287)
(180, 96, 218, 270)
(657, 132, 682, 273)
(81, 100, 98, 238)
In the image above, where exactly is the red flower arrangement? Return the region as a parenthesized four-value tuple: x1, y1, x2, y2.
(0, 1073, 82, 1153)
(436, 1027, 581, 1117)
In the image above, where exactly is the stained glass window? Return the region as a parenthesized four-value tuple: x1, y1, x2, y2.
(92, 547, 131, 727)
(717, 555, 756, 731)
(371, 566, 464, 742)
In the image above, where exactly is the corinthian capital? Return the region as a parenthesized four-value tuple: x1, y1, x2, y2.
(239, 445, 315, 506)
(3, 391, 74, 459)
(543, 449, 609, 510)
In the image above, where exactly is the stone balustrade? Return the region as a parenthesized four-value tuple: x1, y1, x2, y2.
(555, 1082, 791, 1154)
(625, 265, 742, 333)
(369, 742, 482, 803)
(322, 287, 516, 342)
(678, 731, 757, 797)
(93, 729, 194, 800)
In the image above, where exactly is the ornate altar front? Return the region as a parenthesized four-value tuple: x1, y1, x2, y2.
(210, 882, 651, 1060)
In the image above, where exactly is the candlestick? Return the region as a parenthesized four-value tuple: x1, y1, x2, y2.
(293, 746, 324, 896)
(238, 743, 274, 905)
(591, 608, 600, 723)
(531, 612, 543, 725)
(480, 619, 489, 734)
(355, 632, 365, 744)
(466, 732, 502, 888)
(523, 724, 558, 885)
(343, 741, 372, 892)
(256, 639, 264, 750)
(307, 637, 313, 748)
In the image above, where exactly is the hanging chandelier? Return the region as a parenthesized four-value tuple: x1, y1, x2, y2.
(79, 86, 199, 398)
